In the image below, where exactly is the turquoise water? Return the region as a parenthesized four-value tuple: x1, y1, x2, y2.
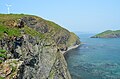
(65, 34, 120, 79)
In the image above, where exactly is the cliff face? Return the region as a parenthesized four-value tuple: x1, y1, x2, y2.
(91, 30, 120, 38)
(0, 14, 80, 79)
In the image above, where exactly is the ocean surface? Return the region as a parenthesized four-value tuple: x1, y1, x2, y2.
(65, 33, 120, 79)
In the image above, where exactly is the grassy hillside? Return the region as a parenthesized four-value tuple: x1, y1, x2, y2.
(0, 14, 67, 38)
(91, 30, 120, 38)
(0, 14, 80, 50)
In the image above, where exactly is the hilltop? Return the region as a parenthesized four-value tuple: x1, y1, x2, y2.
(91, 30, 120, 38)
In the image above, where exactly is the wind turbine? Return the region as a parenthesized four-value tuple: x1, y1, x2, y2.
(6, 4, 12, 14)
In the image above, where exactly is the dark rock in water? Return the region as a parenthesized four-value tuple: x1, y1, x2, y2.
(0, 14, 80, 79)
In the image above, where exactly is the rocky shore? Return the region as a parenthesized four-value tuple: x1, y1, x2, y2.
(61, 44, 80, 55)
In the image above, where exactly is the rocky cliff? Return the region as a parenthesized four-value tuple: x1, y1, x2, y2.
(91, 30, 120, 38)
(0, 14, 80, 79)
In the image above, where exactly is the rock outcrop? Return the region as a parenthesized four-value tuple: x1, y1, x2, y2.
(0, 14, 80, 79)
(91, 30, 120, 38)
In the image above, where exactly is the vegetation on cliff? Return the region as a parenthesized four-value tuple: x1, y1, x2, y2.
(91, 30, 120, 38)
(0, 14, 80, 48)
(0, 14, 80, 79)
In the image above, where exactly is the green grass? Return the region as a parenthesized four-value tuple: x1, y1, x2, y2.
(46, 20, 62, 30)
(0, 14, 67, 37)
(93, 30, 120, 37)
(0, 60, 3, 64)
(0, 49, 6, 53)
(0, 14, 43, 23)
(0, 53, 6, 58)
(0, 14, 26, 24)
(9, 60, 19, 79)
(0, 76, 4, 79)
(24, 26, 44, 38)
(49, 71, 55, 79)
(0, 24, 21, 38)
(12, 60, 18, 64)
(114, 30, 120, 34)
(0, 14, 45, 39)
(0, 49, 7, 63)
(10, 65, 17, 73)
(0, 24, 44, 39)
(95, 30, 113, 37)
(0, 14, 79, 48)
(67, 32, 80, 46)
(0, 14, 26, 37)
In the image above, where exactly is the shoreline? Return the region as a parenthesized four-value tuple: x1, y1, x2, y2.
(61, 44, 81, 55)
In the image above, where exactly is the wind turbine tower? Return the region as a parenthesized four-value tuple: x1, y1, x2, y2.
(6, 4, 12, 14)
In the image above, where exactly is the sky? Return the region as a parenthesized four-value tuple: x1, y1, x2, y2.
(0, 0, 120, 33)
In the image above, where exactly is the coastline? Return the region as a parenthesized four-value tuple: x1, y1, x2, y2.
(61, 44, 81, 55)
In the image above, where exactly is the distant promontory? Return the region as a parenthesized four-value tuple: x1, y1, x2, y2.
(91, 30, 120, 38)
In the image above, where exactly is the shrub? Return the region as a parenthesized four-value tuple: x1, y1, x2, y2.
(0, 54, 6, 58)
(0, 49, 6, 53)
(0, 60, 3, 64)
(0, 76, 4, 79)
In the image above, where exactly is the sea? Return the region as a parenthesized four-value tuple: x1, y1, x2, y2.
(64, 33, 120, 79)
